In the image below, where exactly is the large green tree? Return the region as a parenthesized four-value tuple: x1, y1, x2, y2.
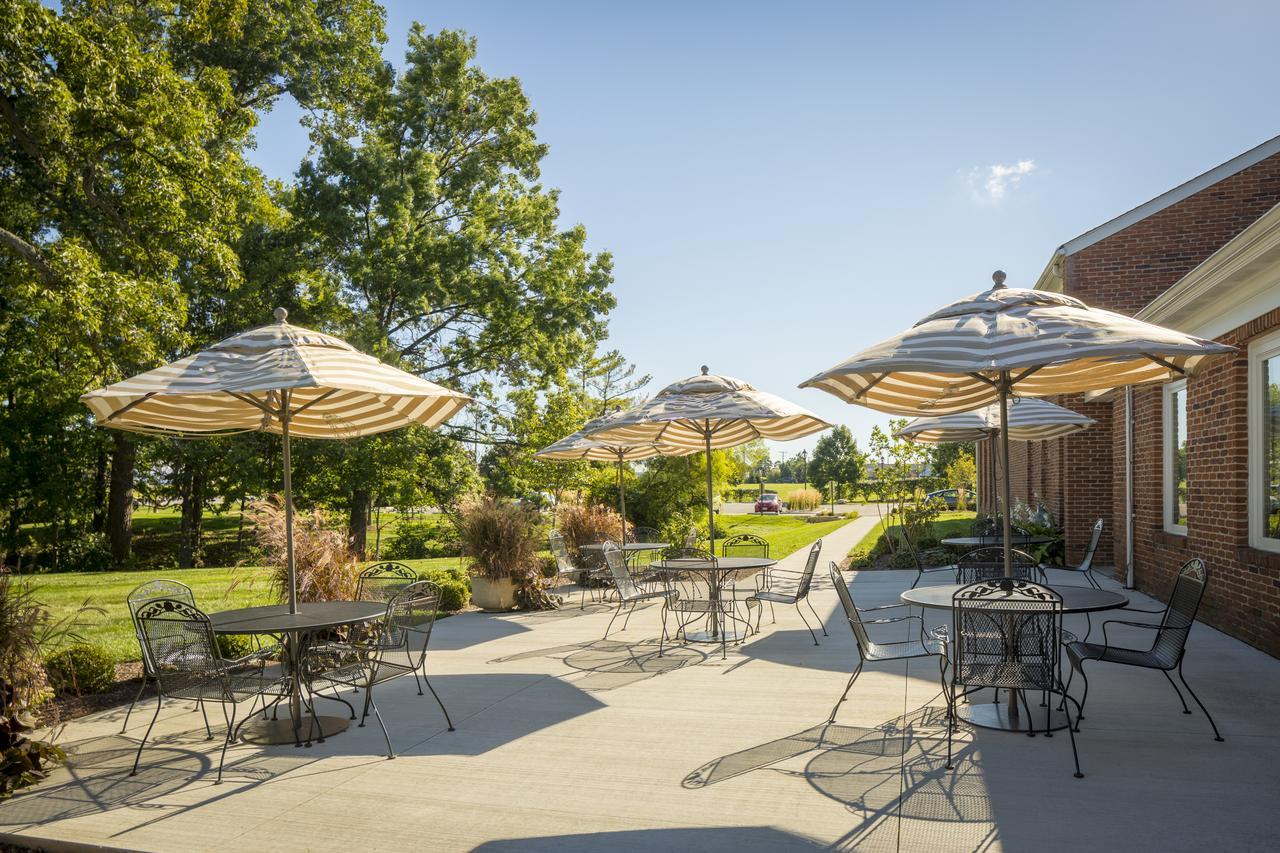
(809, 425, 862, 501)
(291, 27, 616, 548)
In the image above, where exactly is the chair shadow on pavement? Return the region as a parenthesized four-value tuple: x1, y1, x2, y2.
(683, 705, 997, 852)
(490, 638, 707, 691)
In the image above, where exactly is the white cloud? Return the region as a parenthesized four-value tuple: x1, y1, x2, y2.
(968, 159, 1036, 203)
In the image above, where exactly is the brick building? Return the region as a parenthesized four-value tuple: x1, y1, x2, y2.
(976, 135, 1280, 658)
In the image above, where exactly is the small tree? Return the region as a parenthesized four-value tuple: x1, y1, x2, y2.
(944, 451, 977, 512)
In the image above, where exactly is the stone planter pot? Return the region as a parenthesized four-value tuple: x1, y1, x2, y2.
(470, 575, 518, 611)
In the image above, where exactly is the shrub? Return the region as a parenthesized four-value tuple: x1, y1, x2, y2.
(920, 547, 952, 567)
(888, 548, 918, 569)
(383, 517, 459, 560)
(248, 498, 362, 603)
(57, 533, 112, 572)
(216, 634, 259, 660)
(848, 548, 873, 568)
(44, 644, 115, 696)
(788, 487, 822, 511)
(556, 503, 628, 563)
(419, 566, 470, 612)
(458, 496, 552, 610)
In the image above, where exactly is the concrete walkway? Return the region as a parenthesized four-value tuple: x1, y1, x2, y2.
(2, 521, 1277, 852)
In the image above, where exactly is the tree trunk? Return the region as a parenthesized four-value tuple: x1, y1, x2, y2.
(91, 445, 108, 533)
(178, 462, 206, 568)
(107, 432, 136, 566)
(349, 488, 371, 559)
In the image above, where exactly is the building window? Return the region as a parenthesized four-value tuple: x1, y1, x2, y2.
(1249, 330, 1280, 552)
(1163, 380, 1188, 534)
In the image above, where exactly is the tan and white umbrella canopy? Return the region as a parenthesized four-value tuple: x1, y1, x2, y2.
(536, 414, 695, 541)
(81, 309, 470, 613)
(896, 397, 1095, 444)
(801, 281, 1233, 416)
(801, 272, 1233, 575)
(81, 309, 469, 437)
(584, 367, 830, 552)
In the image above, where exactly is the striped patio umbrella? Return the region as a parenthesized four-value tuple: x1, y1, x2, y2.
(801, 272, 1233, 576)
(535, 414, 695, 542)
(583, 367, 829, 553)
(897, 397, 1095, 444)
(81, 308, 470, 612)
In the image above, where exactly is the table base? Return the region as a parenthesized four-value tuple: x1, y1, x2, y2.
(238, 715, 350, 745)
(684, 629, 748, 643)
(959, 701, 1070, 733)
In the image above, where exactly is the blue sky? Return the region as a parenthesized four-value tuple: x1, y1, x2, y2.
(248, 0, 1280, 458)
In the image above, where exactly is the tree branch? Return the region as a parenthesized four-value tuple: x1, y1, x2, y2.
(0, 226, 56, 284)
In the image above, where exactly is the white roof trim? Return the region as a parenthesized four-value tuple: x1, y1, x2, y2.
(1137, 201, 1280, 340)
(1060, 135, 1280, 257)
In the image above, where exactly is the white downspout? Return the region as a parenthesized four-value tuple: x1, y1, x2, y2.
(1124, 386, 1135, 589)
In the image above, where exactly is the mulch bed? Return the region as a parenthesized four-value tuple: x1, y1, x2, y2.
(35, 662, 144, 729)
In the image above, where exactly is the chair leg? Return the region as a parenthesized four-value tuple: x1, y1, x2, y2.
(421, 672, 455, 731)
(216, 702, 237, 784)
(658, 604, 667, 658)
(621, 601, 638, 631)
(1162, 669, 1191, 714)
(603, 601, 624, 639)
(1074, 665, 1090, 729)
(796, 602, 819, 646)
(1060, 691, 1085, 778)
(805, 596, 828, 637)
(199, 697, 212, 740)
(121, 677, 149, 733)
(368, 695, 395, 758)
(130, 691, 163, 777)
(828, 660, 864, 723)
(1177, 660, 1224, 742)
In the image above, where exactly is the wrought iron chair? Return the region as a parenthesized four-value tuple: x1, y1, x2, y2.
(746, 539, 826, 645)
(1065, 558, 1223, 741)
(682, 527, 700, 549)
(661, 547, 747, 659)
(356, 562, 419, 601)
(550, 530, 590, 608)
(955, 547, 1041, 584)
(1047, 519, 1105, 590)
(948, 579, 1083, 778)
(304, 581, 455, 758)
(903, 534, 955, 590)
(600, 542, 676, 648)
(723, 532, 774, 620)
(827, 562, 947, 726)
(630, 526, 661, 544)
(131, 598, 291, 783)
(123, 579, 275, 735)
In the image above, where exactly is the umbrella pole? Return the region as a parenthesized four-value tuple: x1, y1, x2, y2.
(997, 373, 1013, 578)
(281, 392, 297, 615)
(617, 456, 627, 543)
(705, 430, 715, 555)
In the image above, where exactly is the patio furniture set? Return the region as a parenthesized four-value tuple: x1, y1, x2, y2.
(125, 563, 453, 782)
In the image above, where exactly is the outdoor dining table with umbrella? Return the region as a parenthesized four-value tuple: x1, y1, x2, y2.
(581, 367, 828, 644)
(80, 308, 470, 744)
(801, 271, 1233, 731)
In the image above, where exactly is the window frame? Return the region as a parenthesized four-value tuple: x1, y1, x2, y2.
(1248, 329, 1280, 553)
(1162, 379, 1189, 536)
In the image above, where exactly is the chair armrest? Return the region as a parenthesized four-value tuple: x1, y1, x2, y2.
(858, 602, 911, 613)
(1100, 618, 1162, 658)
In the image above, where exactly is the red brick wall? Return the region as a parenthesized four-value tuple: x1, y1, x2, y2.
(1124, 310, 1280, 659)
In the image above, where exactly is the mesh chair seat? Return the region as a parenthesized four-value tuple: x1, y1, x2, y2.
(751, 588, 802, 604)
(864, 634, 947, 662)
(1065, 640, 1177, 671)
(165, 671, 291, 703)
(957, 660, 1056, 691)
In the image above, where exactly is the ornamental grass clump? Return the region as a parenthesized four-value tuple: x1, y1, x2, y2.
(457, 496, 552, 610)
(555, 503, 628, 564)
(788, 487, 822, 511)
(248, 497, 361, 603)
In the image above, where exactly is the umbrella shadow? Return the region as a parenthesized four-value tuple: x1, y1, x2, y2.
(473, 826, 827, 851)
(428, 611, 532, 650)
(490, 638, 706, 691)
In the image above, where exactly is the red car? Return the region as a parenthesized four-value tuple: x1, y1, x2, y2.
(754, 493, 783, 514)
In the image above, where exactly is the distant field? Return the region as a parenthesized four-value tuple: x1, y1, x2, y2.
(718, 513, 854, 558)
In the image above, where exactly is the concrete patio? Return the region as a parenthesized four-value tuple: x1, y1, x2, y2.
(3, 517, 1277, 852)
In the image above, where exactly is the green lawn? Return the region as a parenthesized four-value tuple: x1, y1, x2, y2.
(718, 513, 854, 559)
(25, 556, 465, 664)
(850, 511, 976, 555)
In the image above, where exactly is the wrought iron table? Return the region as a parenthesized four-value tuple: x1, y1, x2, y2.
(900, 583, 1128, 732)
(650, 556, 775, 643)
(209, 601, 385, 746)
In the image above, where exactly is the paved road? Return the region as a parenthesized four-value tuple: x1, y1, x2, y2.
(720, 501, 886, 517)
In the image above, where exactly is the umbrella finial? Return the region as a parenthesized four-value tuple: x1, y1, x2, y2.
(992, 270, 1007, 289)
(274, 307, 288, 322)
(700, 365, 709, 375)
